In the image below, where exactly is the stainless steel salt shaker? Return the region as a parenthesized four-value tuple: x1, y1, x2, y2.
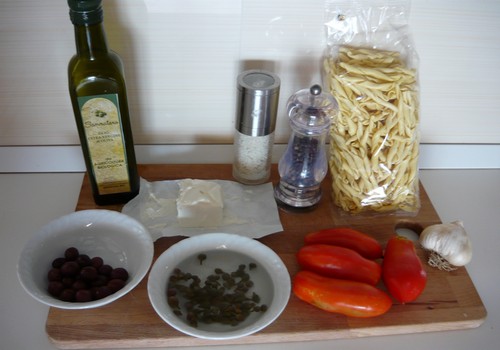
(232, 70, 280, 185)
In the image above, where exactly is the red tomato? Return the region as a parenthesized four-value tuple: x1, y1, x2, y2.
(382, 236, 427, 303)
(304, 227, 383, 260)
(293, 270, 392, 318)
(297, 244, 381, 285)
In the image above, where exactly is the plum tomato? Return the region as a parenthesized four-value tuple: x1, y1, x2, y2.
(382, 236, 427, 303)
(292, 270, 392, 318)
(297, 244, 382, 285)
(304, 227, 383, 260)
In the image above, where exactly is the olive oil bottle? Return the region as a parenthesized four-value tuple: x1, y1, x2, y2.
(67, 0, 139, 205)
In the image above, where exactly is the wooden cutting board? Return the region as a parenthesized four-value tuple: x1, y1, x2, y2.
(46, 164, 486, 349)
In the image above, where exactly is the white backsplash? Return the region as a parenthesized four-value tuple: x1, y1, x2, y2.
(0, 0, 499, 146)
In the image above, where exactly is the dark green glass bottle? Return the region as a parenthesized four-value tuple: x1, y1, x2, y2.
(67, 0, 139, 205)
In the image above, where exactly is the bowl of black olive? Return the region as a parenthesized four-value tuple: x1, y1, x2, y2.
(17, 209, 154, 309)
(147, 232, 291, 340)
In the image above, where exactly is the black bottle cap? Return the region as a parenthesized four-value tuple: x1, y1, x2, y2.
(68, 0, 103, 25)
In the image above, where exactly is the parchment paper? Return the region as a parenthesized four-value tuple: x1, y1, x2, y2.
(122, 178, 284, 241)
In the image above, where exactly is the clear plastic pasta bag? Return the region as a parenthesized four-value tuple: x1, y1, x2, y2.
(323, 0, 420, 213)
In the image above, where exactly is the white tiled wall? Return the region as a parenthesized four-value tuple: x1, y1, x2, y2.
(1, 0, 499, 147)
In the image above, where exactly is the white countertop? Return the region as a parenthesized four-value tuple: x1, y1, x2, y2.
(1, 169, 499, 350)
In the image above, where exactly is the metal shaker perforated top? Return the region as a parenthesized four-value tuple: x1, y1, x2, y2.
(235, 70, 280, 136)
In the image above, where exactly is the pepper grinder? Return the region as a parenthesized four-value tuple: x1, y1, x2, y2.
(274, 84, 338, 207)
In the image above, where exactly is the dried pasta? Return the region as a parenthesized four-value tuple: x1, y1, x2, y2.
(324, 46, 420, 213)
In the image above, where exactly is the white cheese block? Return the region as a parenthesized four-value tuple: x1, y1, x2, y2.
(176, 179, 224, 227)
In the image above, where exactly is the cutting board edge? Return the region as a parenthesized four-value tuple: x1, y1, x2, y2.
(46, 314, 488, 350)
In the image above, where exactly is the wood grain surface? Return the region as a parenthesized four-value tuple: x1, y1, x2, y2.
(45, 164, 487, 349)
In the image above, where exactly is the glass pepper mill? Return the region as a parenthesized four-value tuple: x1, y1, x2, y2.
(274, 84, 338, 208)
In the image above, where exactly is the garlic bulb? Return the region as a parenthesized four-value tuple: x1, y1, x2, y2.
(419, 221, 472, 271)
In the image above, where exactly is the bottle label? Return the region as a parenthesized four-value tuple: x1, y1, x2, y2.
(78, 94, 131, 195)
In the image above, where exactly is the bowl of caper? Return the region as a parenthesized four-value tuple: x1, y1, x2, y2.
(147, 232, 291, 340)
(17, 209, 154, 309)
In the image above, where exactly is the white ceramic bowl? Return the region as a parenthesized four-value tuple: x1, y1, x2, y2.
(148, 233, 291, 340)
(17, 209, 154, 309)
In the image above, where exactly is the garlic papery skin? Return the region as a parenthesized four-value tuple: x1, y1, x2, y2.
(419, 221, 472, 270)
